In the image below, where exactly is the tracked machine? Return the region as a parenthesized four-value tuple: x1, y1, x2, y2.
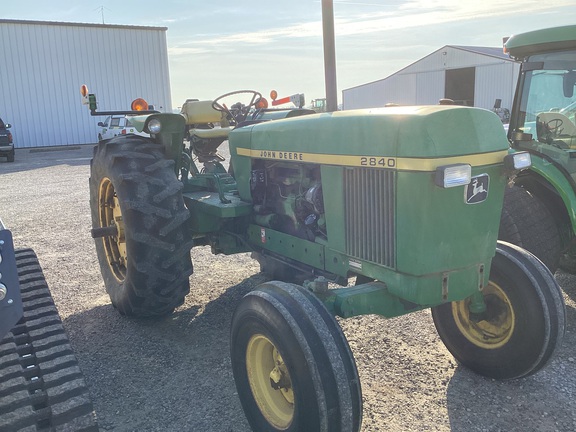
(0, 219, 98, 431)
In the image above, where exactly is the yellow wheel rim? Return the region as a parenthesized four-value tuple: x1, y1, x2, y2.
(246, 334, 294, 429)
(452, 282, 515, 349)
(98, 177, 127, 282)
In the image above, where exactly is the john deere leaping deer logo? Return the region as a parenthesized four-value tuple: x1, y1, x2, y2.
(466, 174, 489, 204)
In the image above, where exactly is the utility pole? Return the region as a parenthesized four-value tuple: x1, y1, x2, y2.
(95, 6, 106, 24)
(321, 0, 338, 112)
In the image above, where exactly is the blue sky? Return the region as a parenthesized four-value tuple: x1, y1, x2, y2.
(3, 1, 576, 108)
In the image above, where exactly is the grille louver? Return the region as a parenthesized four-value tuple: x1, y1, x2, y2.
(344, 168, 396, 268)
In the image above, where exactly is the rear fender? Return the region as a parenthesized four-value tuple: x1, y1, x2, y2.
(521, 154, 576, 235)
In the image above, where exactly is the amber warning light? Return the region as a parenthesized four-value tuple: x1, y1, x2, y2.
(131, 98, 149, 111)
(256, 98, 269, 109)
(80, 84, 89, 105)
(269, 90, 305, 108)
(80, 84, 97, 111)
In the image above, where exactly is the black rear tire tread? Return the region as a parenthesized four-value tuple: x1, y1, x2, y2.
(499, 185, 561, 272)
(89, 137, 193, 317)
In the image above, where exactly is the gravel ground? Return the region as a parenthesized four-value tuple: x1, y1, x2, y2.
(0, 145, 575, 432)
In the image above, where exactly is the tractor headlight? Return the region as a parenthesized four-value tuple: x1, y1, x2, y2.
(435, 164, 472, 188)
(504, 151, 531, 172)
(147, 119, 162, 134)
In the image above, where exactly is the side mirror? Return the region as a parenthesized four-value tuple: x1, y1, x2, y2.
(563, 71, 576, 98)
(97, 122, 104, 127)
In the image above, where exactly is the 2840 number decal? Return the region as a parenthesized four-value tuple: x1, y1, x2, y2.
(360, 157, 396, 168)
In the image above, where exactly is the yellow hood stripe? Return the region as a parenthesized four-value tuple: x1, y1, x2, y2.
(235, 148, 508, 171)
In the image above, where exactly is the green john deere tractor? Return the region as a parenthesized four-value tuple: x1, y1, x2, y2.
(83, 87, 565, 432)
(499, 24, 576, 273)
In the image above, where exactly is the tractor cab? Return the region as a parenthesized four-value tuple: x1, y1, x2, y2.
(506, 28, 576, 179)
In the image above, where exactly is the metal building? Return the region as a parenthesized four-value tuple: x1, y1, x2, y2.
(0, 19, 171, 148)
(342, 46, 520, 113)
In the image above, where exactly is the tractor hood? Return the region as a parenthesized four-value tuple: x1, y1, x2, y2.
(230, 105, 509, 163)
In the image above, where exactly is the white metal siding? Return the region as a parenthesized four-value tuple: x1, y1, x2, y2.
(0, 20, 171, 148)
(343, 46, 520, 111)
(341, 81, 386, 110)
(380, 74, 417, 106)
(404, 46, 512, 74)
(415, 71, 444, 105)
(343, 71, 441, 109)
(474, 62, 520, 111)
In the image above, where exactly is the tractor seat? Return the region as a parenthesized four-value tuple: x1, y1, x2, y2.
(536, 112, 576, 148)
(181, 100, 232, 139)
(537, 112, 576, 136)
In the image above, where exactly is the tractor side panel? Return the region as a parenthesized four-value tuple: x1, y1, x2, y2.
(228, 106, 510, 304)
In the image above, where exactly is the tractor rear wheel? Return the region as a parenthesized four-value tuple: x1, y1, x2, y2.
(499, 185, 561, 272)
(231, 281, 362, 432)
(431, 241, 565, 380)
(89, 136, 193, 317)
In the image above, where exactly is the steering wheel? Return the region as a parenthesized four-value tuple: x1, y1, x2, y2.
(546, 118, 564, 135)
(212, 90, 262, 124)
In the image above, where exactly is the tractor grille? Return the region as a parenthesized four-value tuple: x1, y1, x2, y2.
(344, 168, 396, 268)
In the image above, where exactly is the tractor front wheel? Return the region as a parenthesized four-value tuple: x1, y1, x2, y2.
(431, 241, 565, 380)
(231, 281, 362, 432)
(89, 136, 193, 317)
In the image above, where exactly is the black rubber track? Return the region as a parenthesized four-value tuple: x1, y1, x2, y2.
(499, 185, 561, 272)
(0, 249, 98, 432)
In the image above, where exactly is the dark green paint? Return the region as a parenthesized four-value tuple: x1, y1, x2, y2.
(505, 25, 576, 60)
(247, 225, 325, 269)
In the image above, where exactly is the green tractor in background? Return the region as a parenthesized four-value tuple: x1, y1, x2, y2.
(83, 85, 565, 431)
(500, 25, 576, 273)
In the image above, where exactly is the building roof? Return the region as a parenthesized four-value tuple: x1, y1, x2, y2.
(0, 18, 167, 32)
(448, 46, 510, 60)
(344, 45, 515, 92)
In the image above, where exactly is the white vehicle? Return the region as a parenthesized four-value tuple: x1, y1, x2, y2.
(97, 115, 148, 141)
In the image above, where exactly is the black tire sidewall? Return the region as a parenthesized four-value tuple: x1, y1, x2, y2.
(231, 294, 322, 432)
(499, 185, 561, 272)
(432, 256, 547, 379)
